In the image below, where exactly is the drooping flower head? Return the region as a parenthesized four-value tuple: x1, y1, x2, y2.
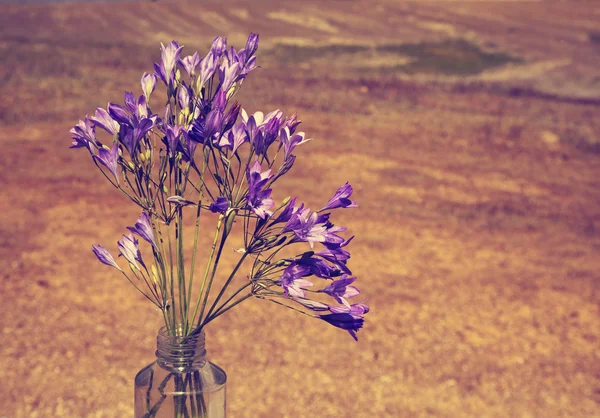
(320, 182, 358, 211)
(127, 212, 157, 249)
(93, 143, 120, 183)
(92, 245, 121, 271)
(280, 262, 313, 298)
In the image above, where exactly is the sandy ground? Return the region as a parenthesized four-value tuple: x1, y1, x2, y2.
(0, 1, 599, 417)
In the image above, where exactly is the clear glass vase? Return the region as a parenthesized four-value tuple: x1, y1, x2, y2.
(134, 327, 227, 418)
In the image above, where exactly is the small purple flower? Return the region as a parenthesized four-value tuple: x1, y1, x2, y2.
(295, 255, 339, 279)
(319, 313, 364, 341)
(247, 188, 274, 219)
(320, 183, 358, 211)
(245, 32, 259, 57)
(329, 302, 370, 316)
(164, 124, 184, 156)
(223, 103, 241, 132)
(212, 90, 228, 113)
(316, 236, 354, 274)
(284, 113, 301, 134)
(273, 197, 298, 224)
(124, 92, 136, 113)
(117, 233, 144, 270)
(140, 72, 156, 101)
(209, 197, 229, 214)
(293, 297, 330, 312)
(126, 212, 157, 249)
(107, 103, 130, 125)
(155, 41, 184, 86)
(204, 109, 224, 144)
(285, 207, 345, 249)
(93, 143, 120, 183)
(219, 61, 240, 93)
(210, 36, 227, 58)
(199, 51, 218, 89)
(91, 107, 120, 135)
(280, 127, 310, 161)
(177, 85, 190, 110)
(280, 263, 312, 298)
(180, 52, 200, 77)
(320, 274, 359, 306)
(70, 118, 96, 152)
(92, 245, 121, 271)
(222, 123, 247, 154)
(246, 160, 272, 192)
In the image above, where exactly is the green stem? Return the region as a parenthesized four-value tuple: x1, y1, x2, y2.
(189, 214, 224, 329)
(206, 280, 252, 322)
(204, 252, 248, 321)
(204, 293, 253, 326)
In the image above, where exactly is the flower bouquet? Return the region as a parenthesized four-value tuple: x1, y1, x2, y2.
(71, 33, 369, 417)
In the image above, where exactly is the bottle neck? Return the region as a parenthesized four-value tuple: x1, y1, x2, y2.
(156, 327, 207, 372)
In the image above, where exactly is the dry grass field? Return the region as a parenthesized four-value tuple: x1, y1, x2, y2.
(0, 1, 599, 417)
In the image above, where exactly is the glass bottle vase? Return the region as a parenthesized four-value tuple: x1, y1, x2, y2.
(134, 327, 227, 418)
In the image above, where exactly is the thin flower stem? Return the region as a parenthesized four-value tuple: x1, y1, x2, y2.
(196, 215, 228, 328)
(119, 271, 160, 307)
(204, 252, 248, 321)
(206, 280, 252, 322)
(203, 293, 253, 326)
(189, 214, 224, 329)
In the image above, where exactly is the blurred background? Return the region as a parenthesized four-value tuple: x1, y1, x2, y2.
(0, 0, 599, 417)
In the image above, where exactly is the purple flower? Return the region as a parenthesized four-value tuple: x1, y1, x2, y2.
(155, 41, 183, 86)
(92, 245, 121, 271)
(219, 61, 240, 93)
(107, 103, 130, 125)
(210, 36, 227, 58)
(319, 313, 364, 341)
(280, 263, 312, 298)
(136, 95, 149, 119)
(93, 143, 120, 183)
(273, 197, 298, 224)
(180, 52, 200, 77)
(316, 236, 353, 274)
(199, 51, 218, 89)
(320, 183, 358, 211)
(140, 72, 156, 101)
(70, 118, 96, 152)
(223, 102, 241, 132)
(247, 188, 274, 219)
(222, 123, 247, 154)
(320, 274, 359, 306)
(295, 255, 339, 279)
(164, 124, 184, 156)
(279, 127, 310, 161)
(245, 161, 275, 218)
(329, 302, 370, 316)
(209, 197, 229, 214)
(285, 207, 345, 249)
(124, 92, 136, 113)
(91, 107, 120, 135)
(117, 233, 144, 270)
(293, 297, 330, 312)
(244, 32, 259, 57)
(284, 113, 301, 134)
(204, 109, 224, 143)
(126, 212, 157, 249)
(177, 85, 190, 110)
(247, 160, 272, 192)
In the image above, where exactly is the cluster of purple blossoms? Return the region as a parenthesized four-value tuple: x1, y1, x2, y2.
(73, 33, 368, 340)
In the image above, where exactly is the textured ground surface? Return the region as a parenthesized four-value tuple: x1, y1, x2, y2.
(1, 1, 599, 417)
